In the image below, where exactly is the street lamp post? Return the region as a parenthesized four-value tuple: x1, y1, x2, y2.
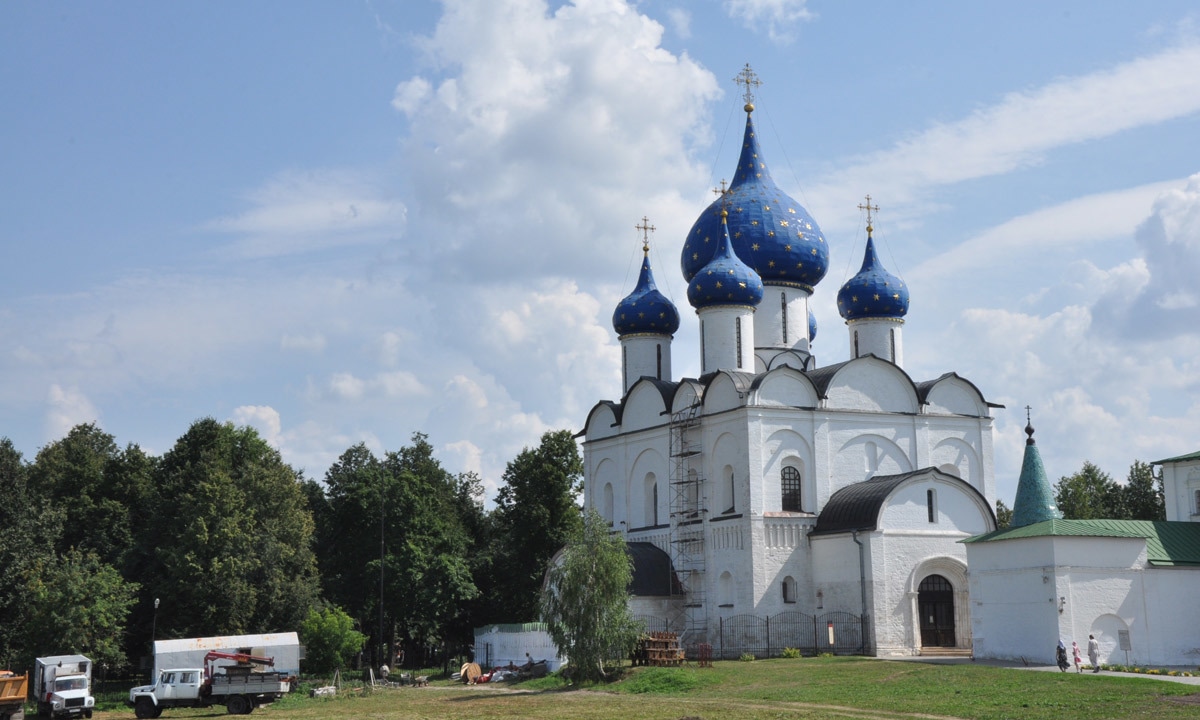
(152, 598, 160, 642)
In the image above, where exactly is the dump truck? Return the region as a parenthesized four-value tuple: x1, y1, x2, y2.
(127, 651, 290, 717)
(0, 671, 27, 720)
(32, 656, 93, 719)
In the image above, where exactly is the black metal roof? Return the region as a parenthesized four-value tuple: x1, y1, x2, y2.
(625, 542, 682, 596)
(810, 467, 992, 536)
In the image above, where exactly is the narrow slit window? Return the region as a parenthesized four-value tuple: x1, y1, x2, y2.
(927, 488, 937, 523)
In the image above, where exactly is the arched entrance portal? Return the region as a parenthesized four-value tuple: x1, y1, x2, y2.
(918, 574, 955, 647)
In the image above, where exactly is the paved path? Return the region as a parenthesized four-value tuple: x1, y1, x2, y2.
(886, 655, 1200, 686)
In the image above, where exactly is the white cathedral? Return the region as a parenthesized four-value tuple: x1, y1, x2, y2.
(580, 74, 1000, 657)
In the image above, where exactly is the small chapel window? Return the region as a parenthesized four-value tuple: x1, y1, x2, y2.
(782, 466, 802, 512)
(782, 576, 797, 604)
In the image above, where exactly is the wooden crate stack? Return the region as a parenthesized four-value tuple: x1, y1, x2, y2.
(639, 631, 685, 667)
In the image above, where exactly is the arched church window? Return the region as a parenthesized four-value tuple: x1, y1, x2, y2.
(781, 466, 802, 512)
(927, 488, 937, 523)
(644, 473, 658, 527)
(724, 467, 736, 515)
(622, 345, 627, 389)
(736, 317, 743, 369)
(782, 575, 797, 604)
(781, 292, 788, 344)
(603, 483, 614, 526)
(719, 571, 734, 607)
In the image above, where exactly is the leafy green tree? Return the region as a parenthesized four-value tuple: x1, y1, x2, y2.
(540, 510, 639, 682)
(1121, 460, 1165, 521)
(19, 548, 139, 670)
(1054, 461, 1121, 519)
(994, 499, 1012, 529)
(0, 439, 63, 667)
(492, 430, 584, 622)
(140, 419, 320, 640)
(298, 605, 366, 676)
(313, 435, 479, 662)
(28, 424, 155, 571)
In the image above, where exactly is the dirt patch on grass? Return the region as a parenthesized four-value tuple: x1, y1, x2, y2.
(1162, 693, 1200, 706)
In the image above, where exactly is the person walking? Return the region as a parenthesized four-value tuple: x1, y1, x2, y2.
(1072, 640, 1083, 673)
(1087, 634, 1100, 673)
(1056, 640, 1069, 672)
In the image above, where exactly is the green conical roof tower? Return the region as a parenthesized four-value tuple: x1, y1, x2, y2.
(1010, 410, 1063, 528)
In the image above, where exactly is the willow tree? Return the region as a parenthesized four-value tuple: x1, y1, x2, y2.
(540, 510, 639, 682)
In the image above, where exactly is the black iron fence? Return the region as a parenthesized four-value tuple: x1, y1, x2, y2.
(634, 611, 868, 659)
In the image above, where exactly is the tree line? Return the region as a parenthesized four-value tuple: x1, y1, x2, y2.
(994, 459, 1165, 528)
(0, 420, 584, 675)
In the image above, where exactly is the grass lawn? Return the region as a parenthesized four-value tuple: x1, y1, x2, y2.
(89, 656, 1200, 720)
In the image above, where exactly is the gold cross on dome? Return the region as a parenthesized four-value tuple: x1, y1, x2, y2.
(712, 179, 729, 198)
(734, 63, 762, 106)
(858, 195, 880, 236)
(635, 216, 655, 253)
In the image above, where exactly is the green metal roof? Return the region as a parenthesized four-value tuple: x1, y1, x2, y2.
(962, 519, 1200, 566)
(1151, 450, 1200, 465)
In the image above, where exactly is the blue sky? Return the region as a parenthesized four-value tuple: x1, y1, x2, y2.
(3, 0, 1199, 505)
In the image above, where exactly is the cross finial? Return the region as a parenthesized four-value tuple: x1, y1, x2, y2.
(858, 195, 880, 236)
(1025, 405, 1032, 424)
(712, 179, 729, 197)
(1024, 405, 1036, 445)
(635, 216, 655, 254)
(734, 63, 762, 109)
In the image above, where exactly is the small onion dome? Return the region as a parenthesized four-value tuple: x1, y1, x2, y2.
(808, 308, 818, 342)
(688, 211, 764, 309)
(681, 111, 828, 290)
(612, 252, 681, 337)
(836, 236, 909, 321)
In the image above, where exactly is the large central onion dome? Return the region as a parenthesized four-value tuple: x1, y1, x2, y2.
(836, 235, 909, 321)
(613, 248, 681, 337)
(682, 108, 829, 290)
(688, 210, 764, 309)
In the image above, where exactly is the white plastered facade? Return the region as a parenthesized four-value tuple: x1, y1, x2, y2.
(583, 348, 998, 656)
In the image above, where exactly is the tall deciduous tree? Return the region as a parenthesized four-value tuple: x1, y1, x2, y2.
(19, 548, 139, 670)
(1054, 461, 1120, 519)
(492, 430, 583, 622)
(28, 423, 155, 571)
(994, 499, 1012, 529)
(312, 435, 479, 660)
(140, 419, 319, 639)
(1122, 460, 1165, 521)
(540, 510, 639, 682)
(0, 438, 62, 668)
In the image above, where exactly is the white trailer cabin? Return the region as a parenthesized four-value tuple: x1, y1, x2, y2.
(152, 633, 302, 677)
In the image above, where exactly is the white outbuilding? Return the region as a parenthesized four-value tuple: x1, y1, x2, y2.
(151, 633, 302, 677)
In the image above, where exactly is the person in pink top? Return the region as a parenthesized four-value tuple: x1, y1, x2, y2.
(1071, 641, 1083, 673)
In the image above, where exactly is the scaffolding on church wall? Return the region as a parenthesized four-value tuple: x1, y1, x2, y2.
(668, 401, 708, 646)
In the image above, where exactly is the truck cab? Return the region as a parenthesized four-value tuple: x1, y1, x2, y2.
(127, 670, 202, 719)
(33, 657, 93, 720)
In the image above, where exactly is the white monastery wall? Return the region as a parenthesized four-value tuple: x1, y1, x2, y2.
(966, 541, 1063, 662)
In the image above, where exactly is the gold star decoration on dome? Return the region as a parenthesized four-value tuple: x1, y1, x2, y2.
(780, 220, 789, 227)
(751, 243, 760, 250)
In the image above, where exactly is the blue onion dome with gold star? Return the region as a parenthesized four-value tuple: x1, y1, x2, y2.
(612, 244, 681, 337)
(688, 210, 764, 309)
(837, 229, 909, 322)
(681, 103, 829, 290)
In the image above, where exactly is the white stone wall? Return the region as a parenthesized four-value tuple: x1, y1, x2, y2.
(699, 305, 756, 373)
(848, 317, 904, 366)
(1160, 457, 1200, 522)
(969, 534, 1200, 667)
(754, 285, 811, 352)
(621, 334, 672, 394)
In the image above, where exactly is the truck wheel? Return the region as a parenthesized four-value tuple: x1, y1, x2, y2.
(134, 698, 161, 719)
(225, 696, 250, 715)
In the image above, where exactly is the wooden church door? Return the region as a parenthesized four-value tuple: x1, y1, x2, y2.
(918, 574, 955, 647)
